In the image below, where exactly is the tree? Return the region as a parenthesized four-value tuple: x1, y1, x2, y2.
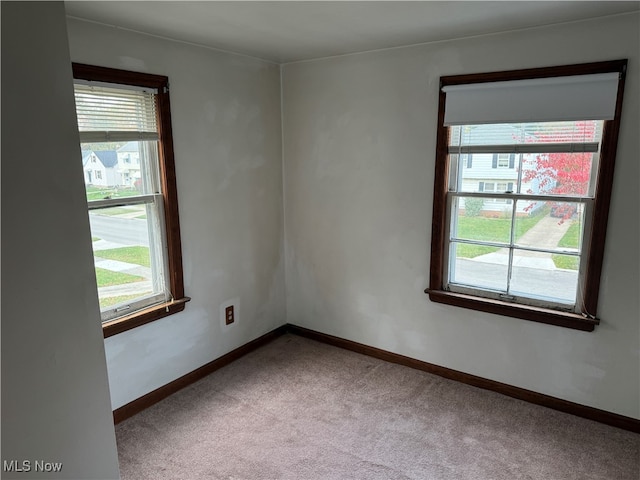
(465, 197, 484, 217)
(520, 121, 598, 220)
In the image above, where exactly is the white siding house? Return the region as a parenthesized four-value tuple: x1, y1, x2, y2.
(82, 150, 119, 187)
(116, 141, 141, 187)
(455, 124, 552, 216)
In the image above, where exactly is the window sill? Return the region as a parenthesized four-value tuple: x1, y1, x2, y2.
(102, 297, 191, 338)
(425, 289, 598, 332)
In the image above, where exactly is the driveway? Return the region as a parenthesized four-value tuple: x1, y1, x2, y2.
(470, 214, 574, 270)
(454, 213, 578, 301)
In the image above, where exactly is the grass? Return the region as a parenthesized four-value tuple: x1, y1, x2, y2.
(92, 206, 146, 217)
(95, 246, 151, 267)
(552, 221, 581, 270)
(92, 207, 137, 216)
(552, 255, 579, 270)
(456, 243, 500, 258)
(92, 236, 101, 242)
(455, 208, 547, 258)
(95, 267, 145, 287)
(86, 186, 140, 202)
(99, 293, 151, 309)
(557, 221, 580, 249)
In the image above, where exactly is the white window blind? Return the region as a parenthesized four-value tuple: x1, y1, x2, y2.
(442, 72, 620, 126)
(74, 83, 159, 143)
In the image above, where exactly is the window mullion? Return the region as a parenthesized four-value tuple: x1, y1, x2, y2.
(505, 195, 519, 298)
(450, 192, 592, 203)
(79, 131, 159, 143)
(88, 194, 158, 210)
(444, 194, 455, 289)
(448, 142, 600, 155)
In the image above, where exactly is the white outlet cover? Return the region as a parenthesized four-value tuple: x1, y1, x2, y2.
(220, 298, 239, 331)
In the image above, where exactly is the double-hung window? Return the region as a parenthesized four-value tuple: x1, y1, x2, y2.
(73, 64, 188, 337)
(427, 60, 627, 331)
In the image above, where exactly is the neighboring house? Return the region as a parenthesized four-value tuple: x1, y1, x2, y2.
(456, 124, 553, 216)
(116, 141, 142, 187)
(82, 150, 119, 186)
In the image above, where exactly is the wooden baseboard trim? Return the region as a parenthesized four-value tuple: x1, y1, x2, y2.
(286, 324, 640, 433)
(112, 322, 639, 433)
(113, 325, 288, 424)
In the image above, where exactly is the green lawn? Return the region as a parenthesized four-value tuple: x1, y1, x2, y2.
(92, 206, 145, 217)
(99, 293, 150, 309)
(95, 246, 151, 267)
(86, 186, 140, 201)
(455, 209, 547, 258)
(552, 221, 581, 270)
(552, 255, 579, 270)
(557, 221, 580, 248)
(456, 243, 500, 258)
(95, 267, 145, 287)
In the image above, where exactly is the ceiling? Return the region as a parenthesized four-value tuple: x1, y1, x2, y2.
(64, 1, 640, 64)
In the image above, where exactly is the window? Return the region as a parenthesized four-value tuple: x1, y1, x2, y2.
(496, 153, 510, 168)
(427, 60, 627, 331)
(481, 182, 512, 204)
(95, 170, 102, 180)
(73, 63, 188, 337)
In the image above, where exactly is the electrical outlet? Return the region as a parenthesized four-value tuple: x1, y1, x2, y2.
(225, 305, 234, 325)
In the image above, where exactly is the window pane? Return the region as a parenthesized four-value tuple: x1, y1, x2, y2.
(514, 200, 584, 252)
(456, 154, 518, 194)
(452, 197, 512, 243)
(81, 141, 159, 200)
(449, 121, 603, 147)
(451, 121, 603, 197)
(521, 151, 596, 197)
(90, 203, 166, 316)
(75, 83, 157, 134)
(510, 250, 578, 304)
(449, 242, 508, 291)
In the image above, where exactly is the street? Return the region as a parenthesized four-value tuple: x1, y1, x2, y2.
(453, 257, 578, 304)
(89, 214, 149, 246)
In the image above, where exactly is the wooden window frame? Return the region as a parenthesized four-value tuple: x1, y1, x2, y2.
(426, 60, 627, 332)
(73, 63, 189, 338)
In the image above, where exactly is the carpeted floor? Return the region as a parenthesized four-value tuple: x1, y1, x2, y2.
(116, 334, 639, 479)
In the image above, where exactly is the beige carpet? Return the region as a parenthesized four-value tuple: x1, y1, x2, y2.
(116, 334, 639, 479)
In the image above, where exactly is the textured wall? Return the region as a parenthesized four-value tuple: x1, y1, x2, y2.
(66, 18, 285, 409)
(2, 3, 120, 478)
(282, 13, 640, 418)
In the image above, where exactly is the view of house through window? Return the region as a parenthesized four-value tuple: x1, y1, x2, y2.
(447, 120, 602, 307)
(428, 61, 627, 330)
(74, 72, 176, 324)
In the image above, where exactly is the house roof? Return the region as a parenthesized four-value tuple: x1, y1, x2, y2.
(458, 124, 537, 146)
(117, 141, 139, 153)
(81, 150, 92, 166)
(93, 150, 118, 168)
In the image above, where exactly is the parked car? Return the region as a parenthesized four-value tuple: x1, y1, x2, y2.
(550, 202, 577, 218)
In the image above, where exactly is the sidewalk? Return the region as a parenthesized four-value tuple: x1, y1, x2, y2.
(92, 239, 153, 299)
(94, 254, 153, 299)
(470, 214, 574, 270)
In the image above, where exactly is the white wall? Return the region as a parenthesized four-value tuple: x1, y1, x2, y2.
(282, 13, 640, 418)
(1, 3, 120, 478)
(63, 10, 638, 420)
(66, 18, 285, 409)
